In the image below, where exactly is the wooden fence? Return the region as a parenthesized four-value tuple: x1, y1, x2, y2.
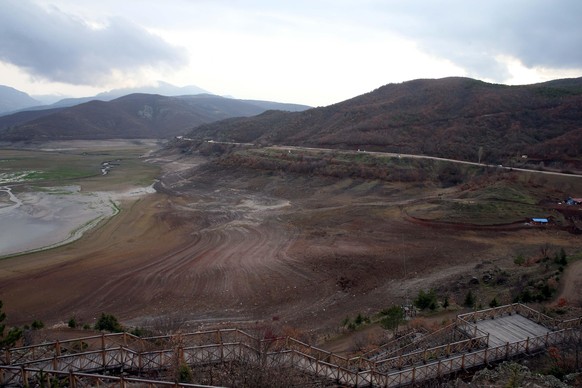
(457, 303, 563, 330)
(0, 365, 219, 387)
(2, 304, 581, 387)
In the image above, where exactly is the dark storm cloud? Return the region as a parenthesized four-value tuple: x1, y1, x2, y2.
(377, 0, 582, 80)
(0, 0, 187, 85)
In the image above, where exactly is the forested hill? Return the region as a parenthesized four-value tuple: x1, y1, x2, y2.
(184, 77, 582, 166)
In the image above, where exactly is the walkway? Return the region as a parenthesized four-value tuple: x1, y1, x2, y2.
(476, 313, 551, 347)
(1, 304, 580, 387)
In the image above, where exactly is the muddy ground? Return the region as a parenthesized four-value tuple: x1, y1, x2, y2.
(0, 147, 580, 340)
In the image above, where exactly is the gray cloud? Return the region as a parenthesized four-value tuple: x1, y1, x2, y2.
(370, 0, 582, 80)
(0, 0, 188, 85)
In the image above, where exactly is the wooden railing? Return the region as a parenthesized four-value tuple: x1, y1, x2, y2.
(457, 303, 562, 330)
(1, 328, 580, 388)
(362, 329, 421, 361)
(2, 304, 581, 387)
(0, 365, 218, 387)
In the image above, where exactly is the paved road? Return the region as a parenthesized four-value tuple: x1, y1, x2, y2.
(198, 140, 582, 179)
(267, 144, 582, 179)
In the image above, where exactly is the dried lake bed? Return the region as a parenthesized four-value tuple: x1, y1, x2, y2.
(0, 140, 161, 258)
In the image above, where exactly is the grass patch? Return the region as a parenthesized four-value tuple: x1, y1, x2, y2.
(0, 145, 160, 190)
(408, 178, 551, 225)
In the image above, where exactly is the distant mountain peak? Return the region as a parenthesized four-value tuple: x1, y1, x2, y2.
(96, 82, 210, 100)
(0, 85, 40, 115)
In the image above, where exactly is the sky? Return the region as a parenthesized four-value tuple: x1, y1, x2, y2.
(1, 0, 582, 107)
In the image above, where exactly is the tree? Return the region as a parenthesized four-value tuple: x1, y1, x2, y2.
(94, 313, 123, 332)
(0, 300, 23, 348)
(414, 289, 438, 310)
(380, 306, 405, 333)
(489, 297, 499, 308)
(176, 361, 194, 383)
(464, 290, 476, 308)
(557, 248, 568, 266)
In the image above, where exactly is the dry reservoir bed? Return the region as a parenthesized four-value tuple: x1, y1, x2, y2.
(0, 150, 581, 335)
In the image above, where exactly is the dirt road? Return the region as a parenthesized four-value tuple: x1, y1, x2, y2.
(556, 259, 582, 307)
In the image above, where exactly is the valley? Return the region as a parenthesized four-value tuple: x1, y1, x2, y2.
(1, 140, 581, 342)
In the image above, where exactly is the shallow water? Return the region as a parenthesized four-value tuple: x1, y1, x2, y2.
(0, 186, 117, 257)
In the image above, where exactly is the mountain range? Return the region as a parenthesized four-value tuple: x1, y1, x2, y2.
(181, 77, 582, 166)
(2, 77, 581, 169)
(0, 93, 310, 141)
(0, 81, 211, 113)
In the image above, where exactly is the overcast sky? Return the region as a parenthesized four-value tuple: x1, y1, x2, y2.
(1, 0, 581, 106)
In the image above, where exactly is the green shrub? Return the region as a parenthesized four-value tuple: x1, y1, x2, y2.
(177, 362, 194, 383)
(464, 290, 476, 308)
(0, 300, 23, 348)
(94, 313, 123, 332)
(442, 296, 450, 309)
(414, 289, 438, 310)
(380, 306, 404, 332)
(514, 254, 525, 266)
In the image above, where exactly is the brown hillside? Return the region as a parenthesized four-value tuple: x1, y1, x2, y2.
(186, 77, 582, 167)
(0, 94, 307, 141)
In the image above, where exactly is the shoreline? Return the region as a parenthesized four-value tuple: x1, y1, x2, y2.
(0, 183, 157, 259)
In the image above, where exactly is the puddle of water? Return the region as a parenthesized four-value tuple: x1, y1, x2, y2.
(0, 184, 158, 257)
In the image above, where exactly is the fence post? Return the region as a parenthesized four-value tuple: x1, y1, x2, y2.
(505, 342, 509, 359)
(138, 351, 142, 374)
(102, 347, 107, 370)
(4, 349, 10, 365)
(55, 340, 61, 356)
(178, 346, 184, 364)
(69, 369, 76, 388)
(526, 337, 530, 354)
(119, 345, 125, 371)
(20, 366, 27, 387)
